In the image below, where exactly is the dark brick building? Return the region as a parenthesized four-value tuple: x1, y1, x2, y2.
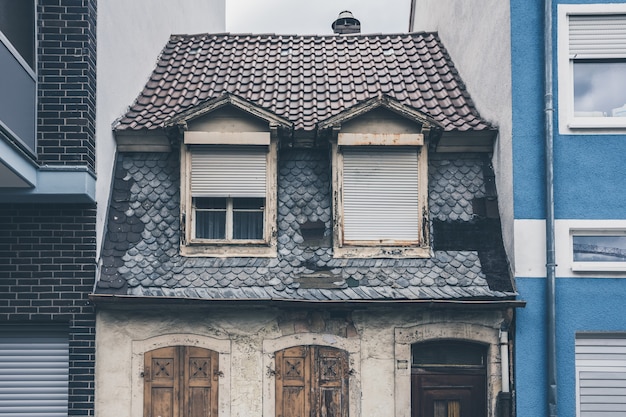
(0, 0, 97, 415)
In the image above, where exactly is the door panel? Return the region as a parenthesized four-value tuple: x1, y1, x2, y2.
(144, 346, 218, 417)
(145, 347, 179, 417)
(412, 373, 485, 417)
(276, 346, 348, 417)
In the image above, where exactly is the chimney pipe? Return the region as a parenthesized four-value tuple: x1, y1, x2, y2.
(332, 11, 361, 34)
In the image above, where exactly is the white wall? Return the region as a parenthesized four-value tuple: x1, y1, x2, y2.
(96, 0, 226, 255)
(95, 306, 504, 417)
(412, 0, 514, 268)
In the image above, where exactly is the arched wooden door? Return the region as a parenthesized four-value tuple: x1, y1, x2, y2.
(144, 346, 219, 417)
(275, 345, 349, 417)
(411, 341, 487, 417)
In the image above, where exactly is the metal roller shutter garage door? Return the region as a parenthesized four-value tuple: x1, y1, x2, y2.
(0, 325, 69, 417)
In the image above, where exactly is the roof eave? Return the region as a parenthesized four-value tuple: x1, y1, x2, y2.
(90, 293, 525, 309)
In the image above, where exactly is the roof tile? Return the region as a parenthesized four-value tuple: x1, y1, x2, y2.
(114, 32, 493, 133)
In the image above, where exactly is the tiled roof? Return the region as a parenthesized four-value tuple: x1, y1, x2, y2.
(114, 32, 492, 133)
(96, 150, 515, 301)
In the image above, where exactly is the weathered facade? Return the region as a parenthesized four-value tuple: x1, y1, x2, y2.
(93, 32, 520, 417)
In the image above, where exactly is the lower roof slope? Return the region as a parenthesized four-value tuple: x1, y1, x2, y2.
(96, 149, 515, 304)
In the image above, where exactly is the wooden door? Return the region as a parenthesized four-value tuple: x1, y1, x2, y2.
(412, 373, 485, 417)
(144, 346, 219, 417)
(275, 346, 349, 417)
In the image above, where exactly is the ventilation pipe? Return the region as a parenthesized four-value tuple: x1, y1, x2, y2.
(544, 0, 557, 416)
(408, 0, 416, 32)
(332, 11, 361, 34)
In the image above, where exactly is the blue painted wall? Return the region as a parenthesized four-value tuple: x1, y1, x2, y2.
(511, 0, 626, 220)
(517, 278, 626, 416)
(511, 0, 545, 220)
(512, 0, 626, 415)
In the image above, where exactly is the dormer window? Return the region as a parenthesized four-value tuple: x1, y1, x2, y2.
(332, 132, 430, 258)
(180, 131, 277, 257)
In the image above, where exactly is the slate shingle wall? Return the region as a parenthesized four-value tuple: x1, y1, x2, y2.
(37, 0, 97, 171)
(98, 149, 514, 298)
(0, 204, 96, 416)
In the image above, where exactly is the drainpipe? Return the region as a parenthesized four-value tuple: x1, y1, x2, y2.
(500, 329, 510, 393)
(544, 0, 557, 416)
(408, 0, 416, 32)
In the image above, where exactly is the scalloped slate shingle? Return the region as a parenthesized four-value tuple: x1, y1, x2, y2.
(114, 32, 492, 133)
(97, 150, 514, 301)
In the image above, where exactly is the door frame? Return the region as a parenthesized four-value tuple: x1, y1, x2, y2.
(394, 321, 503, 417)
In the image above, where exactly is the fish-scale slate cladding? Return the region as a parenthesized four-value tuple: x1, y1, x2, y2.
(113, 33, 491, 134)
(97, 149, 514, 300)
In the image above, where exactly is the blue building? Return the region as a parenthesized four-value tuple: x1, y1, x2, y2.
(413, 0, 626, 416)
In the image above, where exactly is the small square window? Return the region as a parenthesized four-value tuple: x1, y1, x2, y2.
(571, 230, 626, 271)
(194, 196, 264, 240)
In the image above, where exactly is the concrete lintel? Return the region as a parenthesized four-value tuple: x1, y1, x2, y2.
(0, 167, 96, 203)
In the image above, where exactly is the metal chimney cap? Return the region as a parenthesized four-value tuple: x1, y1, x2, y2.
(337, 10, 356, 20)
(332, 10, 361, 34)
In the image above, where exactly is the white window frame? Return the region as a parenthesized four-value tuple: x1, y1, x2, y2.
(180, 132, 277, 257)
(332, 133, 430, 258)
(558, 4, 626, 134)
(575, 333, 626, 417)
(570, 227, 626, 272)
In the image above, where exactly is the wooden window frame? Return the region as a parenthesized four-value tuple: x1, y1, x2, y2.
(332, 133, 430, 258)
(180, 135, 278, 257)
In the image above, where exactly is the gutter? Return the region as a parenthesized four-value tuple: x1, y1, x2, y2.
(89, 293, 526, 309)
(544, 0, 558, 415)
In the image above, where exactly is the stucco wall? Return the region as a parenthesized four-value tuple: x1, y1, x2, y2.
(95, 0, 226, 256)
(412, 0, 514, 270)
(95, 305, 505, 417)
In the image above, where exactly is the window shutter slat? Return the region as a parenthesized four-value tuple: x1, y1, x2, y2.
(576, 336, 626, 415)
(0, 326, 69, 417)
(342, 147, 419, 241)
(569, 15, 626, 58)
(191, 146, 267, 197)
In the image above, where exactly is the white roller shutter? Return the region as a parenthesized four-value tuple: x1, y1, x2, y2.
(191, 146, 267, 198)
(569, 14, 626, 59)
(0, 325, 69, 417)
(576, 335, 626, 416)
(342, 147, 419, 241)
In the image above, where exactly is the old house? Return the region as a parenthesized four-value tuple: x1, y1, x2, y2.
(92, 22, 521, 417)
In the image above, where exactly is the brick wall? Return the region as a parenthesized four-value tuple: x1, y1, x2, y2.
(37, 0, 97, 171)
(0, 203, 96, 416)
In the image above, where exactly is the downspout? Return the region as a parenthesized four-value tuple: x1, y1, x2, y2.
(544, 0, 557, 416)
(408, 0, 416, 32)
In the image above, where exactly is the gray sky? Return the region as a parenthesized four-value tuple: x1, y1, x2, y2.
(226, 0, 412, 35)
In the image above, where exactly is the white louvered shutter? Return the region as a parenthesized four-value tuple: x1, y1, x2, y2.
(0, 326, 69, 417)
(191, 146, 267, 197)
(569, 14, 626, 59)
(576, 335, 626, 416)
(342, 147, 419, 241)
